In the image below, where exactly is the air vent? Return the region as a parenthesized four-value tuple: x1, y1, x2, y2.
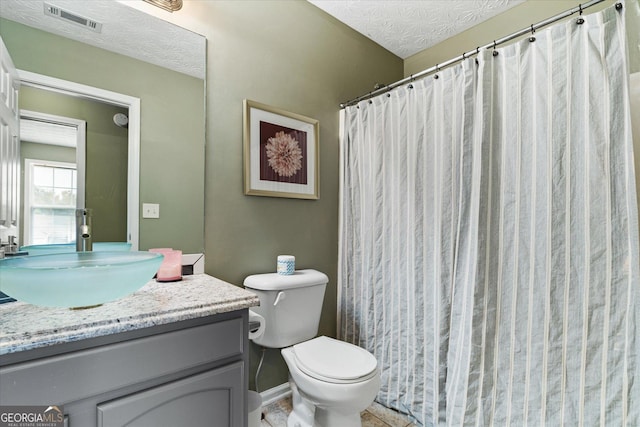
(43, 2, 102, 33)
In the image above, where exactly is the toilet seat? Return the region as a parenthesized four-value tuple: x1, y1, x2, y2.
(292, 336, 378, 384)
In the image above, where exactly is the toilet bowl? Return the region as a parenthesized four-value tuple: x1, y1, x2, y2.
(243, 270, 381, 427)
(281, 336, 380, 427)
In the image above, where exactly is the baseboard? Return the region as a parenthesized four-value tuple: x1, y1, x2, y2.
(260, 382, 292, 407)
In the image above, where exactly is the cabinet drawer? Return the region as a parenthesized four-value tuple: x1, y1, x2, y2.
(0, 318, 243, 405)
(97, 362, 244, 427)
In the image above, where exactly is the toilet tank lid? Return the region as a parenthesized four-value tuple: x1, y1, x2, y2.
(244, 269, 328, 290)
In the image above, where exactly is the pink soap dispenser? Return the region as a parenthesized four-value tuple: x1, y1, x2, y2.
(149, 248, 183, 282)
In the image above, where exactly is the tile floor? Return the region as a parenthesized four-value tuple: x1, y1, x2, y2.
(261, 396, 417, 427)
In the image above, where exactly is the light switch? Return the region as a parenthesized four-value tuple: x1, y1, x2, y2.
(142, 203, 160, 219)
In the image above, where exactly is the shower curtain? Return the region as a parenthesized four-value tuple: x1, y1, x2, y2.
(338, 3, 640, 426)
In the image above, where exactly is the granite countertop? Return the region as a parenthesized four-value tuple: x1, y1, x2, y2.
(0, 274, 259, 356)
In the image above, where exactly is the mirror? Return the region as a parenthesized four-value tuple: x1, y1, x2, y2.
(0, 0, 206, 251)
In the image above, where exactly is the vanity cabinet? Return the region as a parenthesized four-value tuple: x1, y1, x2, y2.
(0, 310, 249, 427)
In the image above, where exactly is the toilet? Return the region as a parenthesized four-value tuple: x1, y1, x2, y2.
(244, 269, 380, 427)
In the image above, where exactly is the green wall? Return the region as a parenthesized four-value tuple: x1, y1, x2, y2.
(191, 1, 403, 390)
(19, 86, 128, 243)
(0, 18, 206, 252)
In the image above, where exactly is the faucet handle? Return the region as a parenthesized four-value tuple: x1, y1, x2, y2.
(2, 236, 18, 254)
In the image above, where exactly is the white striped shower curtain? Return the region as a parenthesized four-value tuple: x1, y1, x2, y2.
(338, 3, 640, 426)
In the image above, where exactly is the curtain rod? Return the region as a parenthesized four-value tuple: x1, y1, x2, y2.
(340, 0, 615, 108)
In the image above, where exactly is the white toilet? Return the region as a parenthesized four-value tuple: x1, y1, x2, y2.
(244, 269, 380, 427)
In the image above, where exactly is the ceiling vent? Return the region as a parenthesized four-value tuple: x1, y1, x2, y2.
(43, 2, 102, 33)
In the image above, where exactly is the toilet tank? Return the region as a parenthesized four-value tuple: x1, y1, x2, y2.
(244, 269, 328, 348)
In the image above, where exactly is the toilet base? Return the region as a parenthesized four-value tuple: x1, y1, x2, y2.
(287, 380, 315, 427)
(314, 408, 361, 427)
(287, 378, 363, 427)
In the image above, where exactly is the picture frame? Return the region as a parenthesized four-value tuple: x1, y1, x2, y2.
(243, 99, 319, 199)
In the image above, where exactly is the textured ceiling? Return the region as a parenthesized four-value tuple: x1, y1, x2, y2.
(307, 0, 527, 59)
(0, 0, 205, 79)
(1, 1, 527, 78)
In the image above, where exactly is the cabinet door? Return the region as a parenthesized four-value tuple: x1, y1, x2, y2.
(97, 362, 244, 427)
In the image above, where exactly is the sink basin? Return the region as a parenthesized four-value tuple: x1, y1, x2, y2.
(0, 251, 163, 308)
(19, 242, 132, 256)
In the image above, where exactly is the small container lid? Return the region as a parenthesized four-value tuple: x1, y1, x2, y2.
(243, 269, 328, 291)
(292, 336, 377, 382)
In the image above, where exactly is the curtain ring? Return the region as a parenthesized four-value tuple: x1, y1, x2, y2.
(577, 4, 585, 25)
(615, 2, 623, 10)
(528, 24, 536, 42)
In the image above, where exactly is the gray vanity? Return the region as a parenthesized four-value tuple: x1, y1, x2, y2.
(0, 275, 259, 427)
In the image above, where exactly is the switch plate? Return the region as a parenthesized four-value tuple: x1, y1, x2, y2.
(142, 203, 160, 219)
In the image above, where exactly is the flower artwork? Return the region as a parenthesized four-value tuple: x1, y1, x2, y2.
(266, 131, 303, 177)
(259, 122, 308, 185)
(244, 100, 319, 199)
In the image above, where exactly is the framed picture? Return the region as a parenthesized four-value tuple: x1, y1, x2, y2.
(243, 100, 319, 199)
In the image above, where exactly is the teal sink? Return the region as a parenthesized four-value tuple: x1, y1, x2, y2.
(20, 242, 132, 256)
(0, 252, 163, 308)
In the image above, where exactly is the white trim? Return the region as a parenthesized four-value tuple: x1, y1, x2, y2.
(17, 70, 140, 250)
(259, 383, 292, 407)
(20, 110, 86, 209)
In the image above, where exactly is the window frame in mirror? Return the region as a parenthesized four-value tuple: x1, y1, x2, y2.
(18, 70, 140, 250)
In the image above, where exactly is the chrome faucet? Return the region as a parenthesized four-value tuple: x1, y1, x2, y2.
(76, 208, 93, 252)
(0, 236, 18, 256)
